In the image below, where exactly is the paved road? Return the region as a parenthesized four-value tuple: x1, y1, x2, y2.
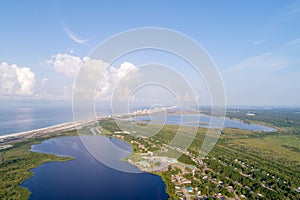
(182, 188, 191, 200)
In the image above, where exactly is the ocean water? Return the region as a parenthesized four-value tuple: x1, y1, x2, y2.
(0, 105, 73, 136)
(0, 103, 111, 136)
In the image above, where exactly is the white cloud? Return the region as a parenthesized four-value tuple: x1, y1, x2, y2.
(64, 26, 89, 44)
(223, 53, 289, 73)
(41, 78, 48, 87)
(221, 51, 300, 106)
(46, 53, 83, 78)
(14, 66, 36, 95)
(0, 62, 35, 95)
(44, 53, 198, 105)
(253, 40, 265, 45)
(285, 38, 300, 46)
(46, 53, 139, 101)
(96, 61, 139, 101)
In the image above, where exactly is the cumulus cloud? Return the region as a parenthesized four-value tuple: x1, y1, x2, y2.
(46, 53, 139, 100)
(46, 53, 83, 78)
(96, 61, 138, 100)
(0, 62, 35, 95)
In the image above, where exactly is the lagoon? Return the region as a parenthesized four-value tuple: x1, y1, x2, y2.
(134, 114, 275, 132)
(21, 136, 168, 200)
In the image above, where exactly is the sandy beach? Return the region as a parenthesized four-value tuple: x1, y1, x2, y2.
(0, 119, 101, 146)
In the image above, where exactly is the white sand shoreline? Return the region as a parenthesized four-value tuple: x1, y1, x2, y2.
(0, 122, 75, 139)
(0, 118, 107, 145)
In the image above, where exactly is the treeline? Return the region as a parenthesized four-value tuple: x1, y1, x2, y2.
(225, 108, 300, 128)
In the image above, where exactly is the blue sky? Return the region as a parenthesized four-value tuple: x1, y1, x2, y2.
(0, 0, 300, 106)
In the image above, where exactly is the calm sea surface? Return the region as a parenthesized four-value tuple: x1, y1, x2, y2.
(0, 106, 73, 136)
(0, 105, 111, 136)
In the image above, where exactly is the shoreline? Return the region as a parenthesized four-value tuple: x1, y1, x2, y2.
(0, 121, 77, 139)
(0, 112, 276, 146)
(0, 118, 105, 146)
(24, 133, 171, 199)
(20, 135, 170, 200)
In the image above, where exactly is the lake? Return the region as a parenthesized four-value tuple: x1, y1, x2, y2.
(133, 114, 276, 132)
(21, 136, 168, 200)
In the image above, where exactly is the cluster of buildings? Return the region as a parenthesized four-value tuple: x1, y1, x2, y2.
(131, 106, 178, 116)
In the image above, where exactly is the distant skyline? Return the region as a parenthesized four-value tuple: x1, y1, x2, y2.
(0, 0, 300, 106)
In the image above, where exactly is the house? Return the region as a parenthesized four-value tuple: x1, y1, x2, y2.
(182, 179, 192, 184)
(175, 186, 181, 190)
(187, 186, 193, 193)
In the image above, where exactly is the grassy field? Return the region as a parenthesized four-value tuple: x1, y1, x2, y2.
(229, 135, 300, 163)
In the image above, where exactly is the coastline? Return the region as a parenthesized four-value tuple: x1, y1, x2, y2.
(0, 122, 78, 139)
(0, 111, 277, 144)
(0, 119, 104, 146)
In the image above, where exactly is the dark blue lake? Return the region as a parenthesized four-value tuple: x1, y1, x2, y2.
(21, 136, 168, 200)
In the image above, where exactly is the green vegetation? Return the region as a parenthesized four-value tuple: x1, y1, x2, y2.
(1, 108, 300, 199)
(99, 115, 300, 199)
(178, 154, 196, 165)
(154, 170, 176, 199)
(222, 107, 300, 128)
(0, 133, 75, 200)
